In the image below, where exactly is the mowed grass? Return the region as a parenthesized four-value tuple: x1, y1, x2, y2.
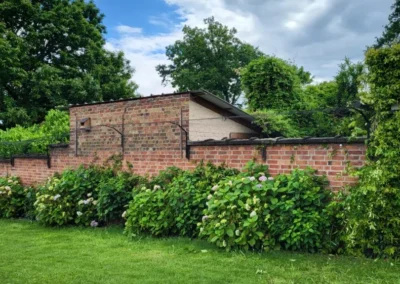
(0, 220, 399, 284)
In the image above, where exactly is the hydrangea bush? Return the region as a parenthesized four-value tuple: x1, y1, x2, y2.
(0, 176, 36, 218)
(124, 162, 239, 237)
(199, 167, 332, 252)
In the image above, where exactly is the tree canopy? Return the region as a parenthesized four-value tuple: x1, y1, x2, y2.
(156, 17, 262, 105)
(241, 56, 303, 111)
(0, 0, 138, 128)
(375, 0, 400, 47)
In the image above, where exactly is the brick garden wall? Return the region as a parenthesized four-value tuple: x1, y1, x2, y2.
(0, 94, 367, 190)
(0, 142, 366, 190)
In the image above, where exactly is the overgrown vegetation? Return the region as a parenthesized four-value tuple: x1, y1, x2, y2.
(0, 109, 69, 158)
(125, 162, 239, 238)
(342, 44, 400, 258)
(0, 176, 35, 219)
(34, 165, 146, 226)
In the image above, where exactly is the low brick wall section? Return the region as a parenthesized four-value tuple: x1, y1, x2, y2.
(0, 140, 367, 190)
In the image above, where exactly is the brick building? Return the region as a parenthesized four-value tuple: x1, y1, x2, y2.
(0, 91, 367, 189)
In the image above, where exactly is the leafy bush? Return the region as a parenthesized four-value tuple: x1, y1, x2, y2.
(35, 165, 146, 226)
(199, 168, 332, 252)
(0, 109, 69, 158)
(124, 163, 239, 237)
(0, 176, 36, 219)
(35, 166, 110, 226)
(96, 172, 146, 223)
(341, 44, 400, 258)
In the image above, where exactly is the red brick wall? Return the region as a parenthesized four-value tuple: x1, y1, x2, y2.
(0, 94, 367, 190)
(0, 143, 366, 191)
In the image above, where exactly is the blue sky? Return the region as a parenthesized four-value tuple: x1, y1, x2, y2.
(93, 0, 393, 96)
(94, 0, 180, 38)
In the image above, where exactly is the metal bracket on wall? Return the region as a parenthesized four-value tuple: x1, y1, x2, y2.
(168, 121, 190, 160)
(10, 154, 51, 169)
(261, 146, 267, 162)
(97, 125, 125, 155)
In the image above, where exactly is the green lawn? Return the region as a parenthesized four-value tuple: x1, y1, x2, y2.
(0, 220, 399, 284)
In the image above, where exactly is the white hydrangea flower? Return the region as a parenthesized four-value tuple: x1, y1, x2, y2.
(268, 177, 274, 181)
(5, 186, 11, 191)
(87, 193, 92, 197)
(7, 179, 13, 183)
(207, 194, 213, 200)
(250, 211, 257, 218)
(53, 194, 61, 201)
(212, 185, 219, 191)
(153, 185, 161, 190)
(249, 176, 256, 181)
(76, 211, 83, 216)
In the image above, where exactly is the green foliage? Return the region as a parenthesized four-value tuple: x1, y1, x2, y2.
(96, 172, 146, 223)
(199, 168, 332, 252)
(35, 166, 109, 226)
(34, 165, 146, 226)
(0, 0, 137, 128)
(156, 17, 262, 105)
(343, 44, 400, 258)
(0, 109, 69, 158)
(375, 0, 400, 48)
(124, 163, 238, 237)
(0, 176, 35, 219)
(252, 110, 301, 137)
(241, 56, 302, 111)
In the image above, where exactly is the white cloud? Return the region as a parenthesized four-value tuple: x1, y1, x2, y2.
(116, 25, 143, 34)
(106, 0, 393, 96)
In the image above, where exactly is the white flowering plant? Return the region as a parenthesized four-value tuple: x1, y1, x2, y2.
(199, 168, 273, 251)
(34, 166, 112, 226)
(0, 176, 34, 218)
(199, 166, 332, 253)
(124, 162, 238, 238)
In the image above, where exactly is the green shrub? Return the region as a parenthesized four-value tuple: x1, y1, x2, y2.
(35, 165, 145, 226)
(124, 163, 238, 237)
(97, 172, 146, 223)
(199, 168, 332, 252)
(0, 176, 35, 218)
(34, 166, 112, 226)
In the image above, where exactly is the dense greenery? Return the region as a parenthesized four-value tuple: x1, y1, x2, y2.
(156, 17, 262, 105)
(0, 0, 138, 128)
(34, 165, 145, 226)
(199, 168, 333, 252)
(125, 162, 239, 238)
(0, 176, 35, 219)
(241, 56, 303, 111)
(343, 44, 400, 258)
(0, 109, 69, 158)
(244, 57, 369, 138)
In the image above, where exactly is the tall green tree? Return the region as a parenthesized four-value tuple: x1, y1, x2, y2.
(335, 57, 365, 109)
(0, 0, 138, 128)
(156, 17, 262, 105)
(375, 0, 400, 47)
(241, 56, 302, 111)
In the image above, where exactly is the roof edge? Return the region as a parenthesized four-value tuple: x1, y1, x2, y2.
(188, 137, 367, 146)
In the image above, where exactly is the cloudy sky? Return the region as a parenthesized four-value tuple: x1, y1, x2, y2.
(94, 0, 393, 96)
